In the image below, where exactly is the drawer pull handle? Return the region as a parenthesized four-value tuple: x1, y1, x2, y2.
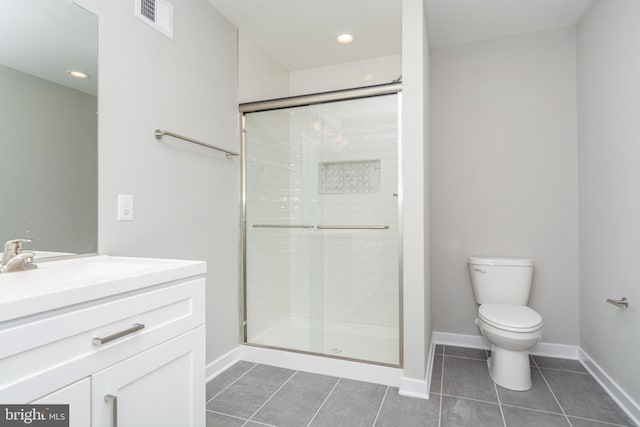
(92, 323, 145, 346)
(105, 394, 118, 427)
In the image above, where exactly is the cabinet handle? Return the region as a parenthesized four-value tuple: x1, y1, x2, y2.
(105, 394, 118, 427)
(92, 323, 145, 345)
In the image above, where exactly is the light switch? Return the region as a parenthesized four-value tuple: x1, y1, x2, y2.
(117, 194, 134, 221)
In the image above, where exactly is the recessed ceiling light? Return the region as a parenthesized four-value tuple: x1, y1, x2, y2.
(336, 33, 354, 45)
(66, 70, 90, 79)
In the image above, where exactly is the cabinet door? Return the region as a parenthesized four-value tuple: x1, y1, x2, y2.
(92, 326, 205, 427)
(32, 378, 91, 427)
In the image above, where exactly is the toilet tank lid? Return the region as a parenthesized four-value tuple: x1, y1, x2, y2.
(468, 256, 533, 267)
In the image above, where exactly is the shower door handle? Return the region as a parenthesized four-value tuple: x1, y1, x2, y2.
(316, 225, 389, 230)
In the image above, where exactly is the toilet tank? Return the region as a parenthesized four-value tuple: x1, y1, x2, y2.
(468, 256, 534, 305)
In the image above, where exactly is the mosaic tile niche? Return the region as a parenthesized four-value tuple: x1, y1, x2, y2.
(319, 160, 381, 194)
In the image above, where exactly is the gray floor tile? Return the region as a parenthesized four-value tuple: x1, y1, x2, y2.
(251, 371, 339, 427)
(533, 356, 587, 373)
(497, 369, 561, 413)
(443, 356, 498, 402)
(445, 346, 488, 360)
(502, 406, 570, 427)
(374, 389, 440, 427)
(205, 351, 634, 427)
(431, 355, 443, 393)
(441, 396, 503, 427)
(309, 379, 387, 427)
(206, 361, 257, 401)
(542, 369, 633, 426)
(207, 364, 295, 419)
(569, 416, 635, 427)
(206, 410, 246, 427)
(435, 344, 444, 355)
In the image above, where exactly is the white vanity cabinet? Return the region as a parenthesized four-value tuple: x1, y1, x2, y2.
(33, 378, 91, 427)
(0, 256, 206, 427)
(92, 327, 204, 426)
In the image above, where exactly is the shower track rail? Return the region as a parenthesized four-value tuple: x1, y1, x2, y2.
(317, 225, 389, 230)
(252, 224, 315, 229)
(239, 82, 402, 113)
(252, 224, 389, 230)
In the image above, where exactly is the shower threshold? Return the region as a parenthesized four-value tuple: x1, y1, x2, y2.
(246, 316, 399, 366)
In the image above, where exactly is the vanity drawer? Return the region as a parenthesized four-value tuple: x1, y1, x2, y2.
(0, 277, 205, 402)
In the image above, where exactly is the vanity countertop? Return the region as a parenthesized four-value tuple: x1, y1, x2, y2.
(0, 255, 206, 323)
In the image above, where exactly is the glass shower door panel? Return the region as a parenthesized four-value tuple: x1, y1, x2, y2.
(244, 105, 323, 354)
(318, 95, 400, 365)
(244, 93, 400, 366)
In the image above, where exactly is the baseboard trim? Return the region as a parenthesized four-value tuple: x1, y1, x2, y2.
(398, 376, 430, 399)
(579, 349, 640, 426)
(531, 341, 579, 359)
(206, 346, 246, 382)
(432, 331, 579, 359)
(433, 332, 490, 351)
(398, 338, 435, 400)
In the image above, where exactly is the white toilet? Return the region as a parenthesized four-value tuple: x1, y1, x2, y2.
(468, 256, 543, 391)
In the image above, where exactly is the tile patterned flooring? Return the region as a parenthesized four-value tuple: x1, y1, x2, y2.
(205, 345, 635, 427)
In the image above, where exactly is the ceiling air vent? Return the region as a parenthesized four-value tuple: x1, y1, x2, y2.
(135, 0, 173, 39)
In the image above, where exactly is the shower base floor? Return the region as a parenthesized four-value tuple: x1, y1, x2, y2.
(247, 317, 399, 366)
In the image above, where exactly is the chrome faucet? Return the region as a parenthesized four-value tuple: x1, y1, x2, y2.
(1, 239, 37, 273)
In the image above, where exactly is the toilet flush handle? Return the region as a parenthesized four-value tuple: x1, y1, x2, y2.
(473, 267, 487, 273)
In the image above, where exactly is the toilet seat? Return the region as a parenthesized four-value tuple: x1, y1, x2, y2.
(478, 304, 542, 333)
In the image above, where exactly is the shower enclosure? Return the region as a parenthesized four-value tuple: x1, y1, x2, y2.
(241, 84, 402, 366)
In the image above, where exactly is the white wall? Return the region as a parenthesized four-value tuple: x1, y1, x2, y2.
(75, 0, 240, 365)
(289, 55, 401, 97)
(577, 0, 640, 409)
(431, 28, 580, 345)
(238, 33, 289, 103)
(401, 0, 431, 394)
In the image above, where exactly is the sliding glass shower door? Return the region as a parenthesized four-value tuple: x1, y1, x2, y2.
(243, 91, 401, 366)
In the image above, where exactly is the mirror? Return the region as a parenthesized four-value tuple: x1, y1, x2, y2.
(0, 0, 98, 258)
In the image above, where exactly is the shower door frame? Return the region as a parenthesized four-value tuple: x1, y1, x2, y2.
(239, 82, 404, 368)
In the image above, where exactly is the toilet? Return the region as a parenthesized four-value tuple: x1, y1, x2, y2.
(468, 256, 543, 391)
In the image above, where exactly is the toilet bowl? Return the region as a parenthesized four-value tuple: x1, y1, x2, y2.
(475, 304, 543, 390)
(467, 256, 543, 391)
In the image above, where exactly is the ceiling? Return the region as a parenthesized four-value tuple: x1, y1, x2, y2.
(426, 0, 593, 48)
(208, 0, 593, 71)
(0, 0, 98, 95)
(208, 0, 402, 71)
(2, 0, 593, 91)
